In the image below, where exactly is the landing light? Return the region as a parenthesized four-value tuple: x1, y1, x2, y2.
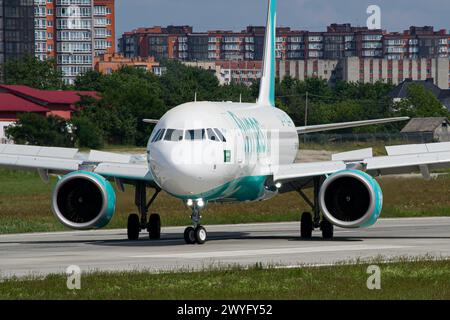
(275, 182, 282, 189)
(186, 199, 194, 207)
(197, 198, 205, 208)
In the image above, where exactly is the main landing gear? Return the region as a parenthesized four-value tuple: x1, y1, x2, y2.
(297, 177, 334, 240)
(184, 205, 207, 245)
(127, 182, 162, 241)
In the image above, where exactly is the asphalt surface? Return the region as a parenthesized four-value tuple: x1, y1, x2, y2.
(1, 217, 450, 278)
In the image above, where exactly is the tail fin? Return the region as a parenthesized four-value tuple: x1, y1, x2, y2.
(258, 0, 277, 107)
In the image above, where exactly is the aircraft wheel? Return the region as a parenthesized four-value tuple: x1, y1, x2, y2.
(127, 213, 140, 240)
(300, 212, 313, 239)
(195, 226, 207, 245)
(184, 227, 196, 244)
(148, 213, 161, 240)
(321, 219, 334, 240)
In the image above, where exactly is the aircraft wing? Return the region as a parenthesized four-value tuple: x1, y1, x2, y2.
(274, 142, 450, 192)
(296, 117, 410, 134)
(0, 144, 155, 185)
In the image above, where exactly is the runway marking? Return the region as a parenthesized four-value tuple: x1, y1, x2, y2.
(130, 244, 411, 259)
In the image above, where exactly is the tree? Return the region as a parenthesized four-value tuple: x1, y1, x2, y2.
(74, 70, 105, 92)
(394, 84, 449, 118)
(71, 116, 104, 149)
(5, 113, 74, 147)
(3, 55, 63, 90)
(75, 66, 167, 146)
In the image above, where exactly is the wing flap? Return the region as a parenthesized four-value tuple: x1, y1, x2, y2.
(0, 154, 81, 172)
(386, 142, 450, 156)
(274, 141, 450, 185)
(0, 144, 79, 158)
(366, 151, 450, 175)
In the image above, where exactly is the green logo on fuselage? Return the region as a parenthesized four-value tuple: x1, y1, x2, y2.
(227, 112, 268, 157)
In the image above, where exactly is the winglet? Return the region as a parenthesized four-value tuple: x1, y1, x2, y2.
(258, 0, 277, 107)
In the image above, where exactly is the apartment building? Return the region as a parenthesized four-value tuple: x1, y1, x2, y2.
(184, 57, 449, 90)
(94, 53, 159, 75)
(120, 24, 449, 63)
(119, 26, 193, 60)
(184, 61, 263, 86)
(33, 0, 115, 84)
(0, 0, 35, 78)
(93, 0, 114, 56)
(339, 56, 449, 89)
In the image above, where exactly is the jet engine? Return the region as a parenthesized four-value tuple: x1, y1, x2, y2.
(319, 170, 383, 228)
(52, 171, 116, 230)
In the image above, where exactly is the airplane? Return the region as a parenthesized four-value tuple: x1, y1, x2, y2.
(1, 0, 449, 245)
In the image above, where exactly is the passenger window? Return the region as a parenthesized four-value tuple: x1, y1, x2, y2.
(207, 128, 219, 141)
(185, 129, 205, 141)
(214, 128, 227, 142)
(164, 129, 184, 141)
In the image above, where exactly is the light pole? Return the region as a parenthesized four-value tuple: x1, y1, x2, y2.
(304, 91, 309, 127)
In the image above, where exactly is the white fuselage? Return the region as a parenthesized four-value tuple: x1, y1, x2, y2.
(147, 101, 299, 202)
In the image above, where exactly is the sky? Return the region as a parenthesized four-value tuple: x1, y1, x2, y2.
(116, 0, 450, 40)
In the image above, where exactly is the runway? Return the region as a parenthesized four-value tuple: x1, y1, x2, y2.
(1, 217, 450, 278)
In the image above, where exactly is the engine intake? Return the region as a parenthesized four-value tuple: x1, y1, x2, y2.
(52, 171, 116, 230)
(319, 170, 383, 228)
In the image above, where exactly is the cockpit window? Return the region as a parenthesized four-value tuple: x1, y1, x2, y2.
(213, 128, 227, 142)
(207, 128, 219, 141)
(151, 129, 166, 143)
(151, 129, 161, 143)
(155, 129, 166, 142)
(185, 129, 205, 141)
(164, 129, 184, 141)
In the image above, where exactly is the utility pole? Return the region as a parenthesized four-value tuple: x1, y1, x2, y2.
(304, 92, 309, 127)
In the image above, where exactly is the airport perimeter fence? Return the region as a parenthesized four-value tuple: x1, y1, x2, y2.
(301, 132, 450, 147)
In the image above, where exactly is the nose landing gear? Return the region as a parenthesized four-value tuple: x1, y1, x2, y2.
(184, 206, 208, 244)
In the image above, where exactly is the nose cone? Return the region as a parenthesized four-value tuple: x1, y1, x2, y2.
(148, 143, 232, 199)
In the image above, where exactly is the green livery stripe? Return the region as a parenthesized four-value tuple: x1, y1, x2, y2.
(169, 175, 269, 202)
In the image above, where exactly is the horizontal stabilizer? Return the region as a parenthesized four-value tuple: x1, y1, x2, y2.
(143, 119, 159, 124)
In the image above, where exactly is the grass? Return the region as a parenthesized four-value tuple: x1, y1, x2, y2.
(0, 169, 449, 234)
(1, 259, 449, 299)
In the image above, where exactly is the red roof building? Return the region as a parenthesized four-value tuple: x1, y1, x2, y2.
(0, 85, 99, 121)
(0, 93, 49, 121)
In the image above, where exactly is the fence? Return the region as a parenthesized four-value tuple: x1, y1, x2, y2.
(301, 132, 450, 146)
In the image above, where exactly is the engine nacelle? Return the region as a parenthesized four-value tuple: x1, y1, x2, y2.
(319, 170, 383, 228)
(52, 171, 116, 230)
